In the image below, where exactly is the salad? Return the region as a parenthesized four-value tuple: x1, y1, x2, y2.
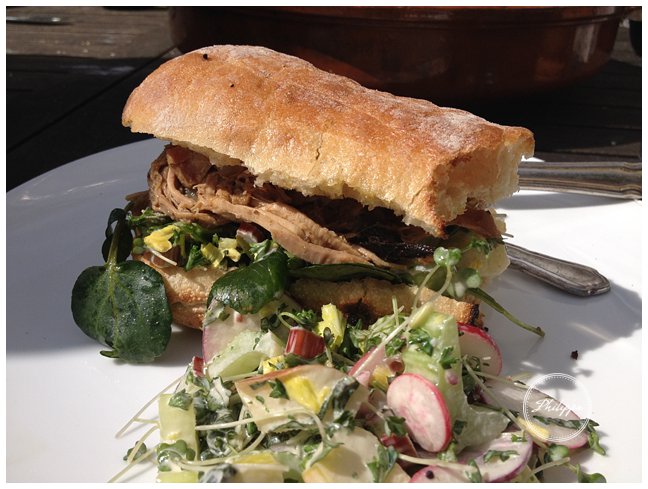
(99, 211, 606, 483)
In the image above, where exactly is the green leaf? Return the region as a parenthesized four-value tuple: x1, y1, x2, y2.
(439, 346, 459, 370)
(448, 267, 482, 299)
(574, 464, 607, 483)
(248, 239, 280, 262)
(101, 208, 133, 263)
(466, 459, 482, 483)
(289, 263, 403, 283)
(468, 287, 545, 337)
(367, 445, 398, 483)
(586, 421, 606, 455)
(185, 244, 210, 271)
(408, 327, 435, 356)
(483, 449, 518, 463)
(437, 440, 458, 462)
(545, 444, 570, 463)
(433, 247, 462, 267)
(326, 410, 356, 435)
(463, 236, 500, 256)
(157, 439, 196, 471)
(317, 377, 359, 420)
(206, 250, 288, 316)
(385, 416, 407, 437)
(127, 208, 171, 232)
(511, 433, 527, 443)
(123, 442, 147, 461)
(268, 379, 288, 399)
(385, 336, 406, 356)
(169, 390, 193, 410)
(71, 260, 172, 363)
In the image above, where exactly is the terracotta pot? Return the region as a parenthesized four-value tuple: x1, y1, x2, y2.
(169, 6, 630, 103)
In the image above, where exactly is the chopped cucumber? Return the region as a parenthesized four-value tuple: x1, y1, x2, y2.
(157, 393, 199, 479)
(158, 394, 198, 451)
(254, 331, 285, 358)
(207, 330, 273, 379)
(156, 470, 199, 483)
(402, 303, 508, 448)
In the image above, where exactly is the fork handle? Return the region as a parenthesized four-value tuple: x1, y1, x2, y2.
(506, 243, 611, 296)
(518, 161, 642, 199)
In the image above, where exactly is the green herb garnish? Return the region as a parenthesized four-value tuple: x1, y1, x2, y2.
(483, 449, 518, 463)
(439, 346, 459, 369)
(71, 208, 171, 362)
(385, 416, 408, 437)
(268, 379, 288, 399)
(168, 390, 193, 410)
(367, 445, 398, 483)
(466, 459, 482, 483)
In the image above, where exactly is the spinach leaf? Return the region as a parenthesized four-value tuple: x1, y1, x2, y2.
(71, 210, 171, 363)
(206, 250, 288, 317)
(101, 208, 133, 263)
(289, 263, 403, 283)
(71, 260, 171, 362)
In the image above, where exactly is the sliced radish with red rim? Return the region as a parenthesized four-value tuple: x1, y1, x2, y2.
(386, 373, 452, 453)
(459, 430, 533, 482)
(458, 323, 502, 376)
(480, 379, 589, 449)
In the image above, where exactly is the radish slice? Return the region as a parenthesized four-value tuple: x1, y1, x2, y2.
(386, 373, 451, 452)
(285, 327, 325, 359)
(349, 345, 403, 388)
(410, 465, 469, 483)
(348, 345, 386, 386)
(458, 323, 502, 375)
(459, 430, 533, 482)
(480, 379, 589, 449)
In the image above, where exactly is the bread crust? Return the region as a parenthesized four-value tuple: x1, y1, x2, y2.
(289, 278, 481, 326)
(123, 45, 534, 237)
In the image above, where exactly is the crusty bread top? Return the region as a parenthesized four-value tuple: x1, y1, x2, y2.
(123, 45, 534, 237)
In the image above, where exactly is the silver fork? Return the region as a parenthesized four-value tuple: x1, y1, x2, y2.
(509, 161, 640, 295)
(506, 243, 610, 296)
(518, 160, 641, 199)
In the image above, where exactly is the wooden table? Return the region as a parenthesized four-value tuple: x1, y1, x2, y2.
(6, 6, 642, 191)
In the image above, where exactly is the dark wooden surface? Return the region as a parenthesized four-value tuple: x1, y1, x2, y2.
(6, 6, 642, 191)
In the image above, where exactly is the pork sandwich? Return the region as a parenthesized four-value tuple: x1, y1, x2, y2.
(121, 45, 534, 329)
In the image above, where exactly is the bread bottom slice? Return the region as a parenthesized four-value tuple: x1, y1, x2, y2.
(135, 255, 480, 329)
(289, 277, 481, 326)
(134, 254, 225, 329)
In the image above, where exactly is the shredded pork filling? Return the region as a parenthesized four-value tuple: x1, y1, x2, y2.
(146, 145, 501, 267)
(148, 146, 389, 266)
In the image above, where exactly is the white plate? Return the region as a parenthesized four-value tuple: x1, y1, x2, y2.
(6, 140, 642, 482)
